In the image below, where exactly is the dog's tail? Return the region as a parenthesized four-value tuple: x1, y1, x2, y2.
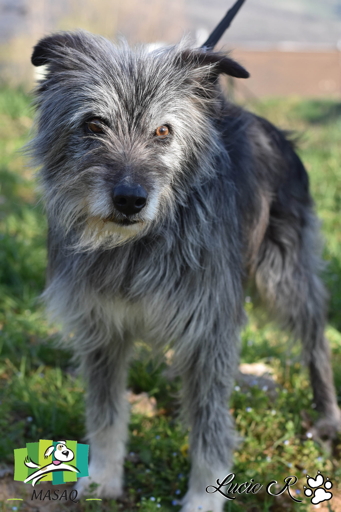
(24, 457, 40, 469)
(201, 0, 246, 50)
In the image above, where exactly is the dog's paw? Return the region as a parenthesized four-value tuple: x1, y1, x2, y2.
(309, 410, 341, 441)
(180, 492, 225, 512)
(75, 474, 123, 499)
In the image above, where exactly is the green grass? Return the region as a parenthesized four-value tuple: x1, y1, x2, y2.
(0, 89, 341, 511)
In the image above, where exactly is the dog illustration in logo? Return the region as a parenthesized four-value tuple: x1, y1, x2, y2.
(24, 441, 79, 486)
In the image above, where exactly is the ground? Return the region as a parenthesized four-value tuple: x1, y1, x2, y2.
(0, 89, 341, 511)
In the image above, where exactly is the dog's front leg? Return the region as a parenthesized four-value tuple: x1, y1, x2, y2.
(75, 338, 133, 499)
(177, 327, 240, 512)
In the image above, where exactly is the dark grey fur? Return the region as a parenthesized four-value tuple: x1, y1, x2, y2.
(29, 31, 340, 511)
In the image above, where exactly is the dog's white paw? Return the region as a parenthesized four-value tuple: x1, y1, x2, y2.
(74, 472, 123, 499)
(180, 491, 225, 512)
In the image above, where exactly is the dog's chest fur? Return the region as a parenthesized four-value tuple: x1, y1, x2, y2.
(46, 172, 248, 351)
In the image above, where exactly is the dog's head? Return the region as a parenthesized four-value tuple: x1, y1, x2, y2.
(44, 441, 74, 462)
(30, 31, 249, 250)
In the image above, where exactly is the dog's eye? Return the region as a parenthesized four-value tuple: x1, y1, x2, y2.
(85, 119, 105, 134)
(154, 125, 170, 139)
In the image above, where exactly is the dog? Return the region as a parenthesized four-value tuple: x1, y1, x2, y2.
(24, 442, 78, 486)
(44, 441, 75, 463)
(28, 2, 341, 510)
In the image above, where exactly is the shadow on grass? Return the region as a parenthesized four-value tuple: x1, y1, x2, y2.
(296, 100, 341, 125)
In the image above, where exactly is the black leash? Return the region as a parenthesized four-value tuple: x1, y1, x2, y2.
(200, 0, 246, 50)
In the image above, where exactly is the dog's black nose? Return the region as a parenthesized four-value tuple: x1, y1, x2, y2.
(112, 184, 148, 216)
(62, 450, 69, 456)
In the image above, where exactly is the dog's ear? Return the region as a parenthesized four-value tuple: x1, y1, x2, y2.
(31, 32, 88, 67)
(44, 446, 55, 458)
(181, 49, 249, 79)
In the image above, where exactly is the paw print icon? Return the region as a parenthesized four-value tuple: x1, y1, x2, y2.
(304, 471, 333, 505)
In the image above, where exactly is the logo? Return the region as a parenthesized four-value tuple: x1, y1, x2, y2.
(14, 440, 89, 486)
(207, 471, 334, 506)
(304, 471, 333, 505)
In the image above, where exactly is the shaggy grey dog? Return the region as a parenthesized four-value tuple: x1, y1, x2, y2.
(29, 28, 340, 512)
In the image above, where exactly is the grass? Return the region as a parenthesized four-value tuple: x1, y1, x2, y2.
(0, 88, 341, 511)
